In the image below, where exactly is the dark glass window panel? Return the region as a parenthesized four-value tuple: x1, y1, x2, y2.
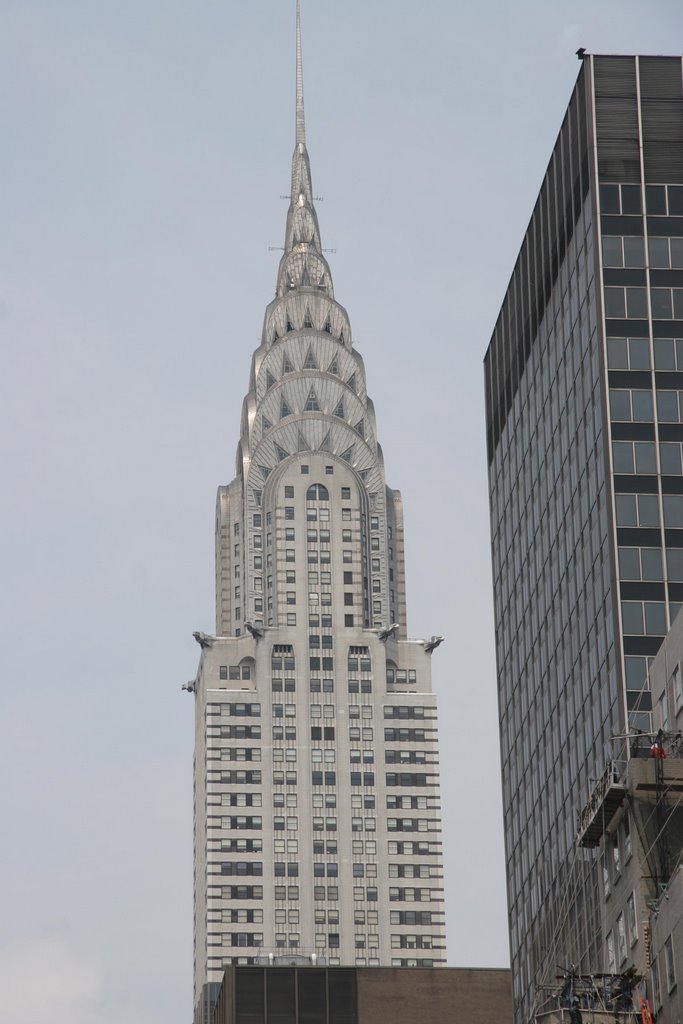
(649, 237, 670, 269)
(645, 602, 667, 635)
(647, 185, 667, 215)
(638, 494, 660, 527)
(622, 602, 645, 634)
(328, 969, 358, 1024)
(605, 288, 626, 317)
(635, 441, 657, 473)
(652, 289, 673, 319)
(667, 548, 683, 582)
(624, 237, 645, 268)
(613, 441, 635, 473)
(661, 442, 683, 474)
(664, 495, 683, 527)
(601, 184, 621, 214)
(603, 236, 623, 266)
(629, 337, 650, 369)
(625, 655, 648, 688)
(608, 337, 629, 367)
(672, 602, 683, 623)
(626, 288, 648, 318)
(266, 969, 295, 1024)
(655, 338, 676, 369)
(619, 547, 640, 579)
(671, 239, 683, 269)
(676, 340, 683, 368)
(657, 390, 679, 422)
(298, 969, 327, 1024)
(641, 548, 663, 581)
(610, 390, 631, 420)
(674, 291, 683, 320)
(236, 968, 266, 1024)
(632, 391, 654, 421)
(627, 690, 652, 713)
(621, 185, 642, 214)
(669, 186, 683, 216)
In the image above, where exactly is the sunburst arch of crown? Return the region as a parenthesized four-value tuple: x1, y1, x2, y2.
(261, 292, 351, 353)
(276, 246, 334, 298)
(255, 331, 364, 394)
(253, 384, 375, 447)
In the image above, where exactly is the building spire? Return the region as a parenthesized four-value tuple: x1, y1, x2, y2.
(296, 0, 305, 147)
(277, 0, 329, 294)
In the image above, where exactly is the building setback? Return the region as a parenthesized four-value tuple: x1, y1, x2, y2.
(190, 6, 446, 1022)
(484, 54, 683, 1024)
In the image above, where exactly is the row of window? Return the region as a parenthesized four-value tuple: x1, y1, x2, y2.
(600, 182, 683, 216)
(620, 546, 683, 582)
(602, 235, 683, 269)
(651, 935, 676, 1008)
(656, 663, 683, 731)
(208, 702, 260, 716)
(616, 493, 683, 528)
(612, 440, 683, 476)
(608, 335, 683, 371)
(605, 894, 638, 971)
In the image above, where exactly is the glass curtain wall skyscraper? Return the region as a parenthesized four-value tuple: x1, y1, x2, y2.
(190, 7, 446, 1021)
(485, 55, 683, 1024)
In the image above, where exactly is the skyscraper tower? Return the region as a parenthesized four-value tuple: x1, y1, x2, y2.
(191, 7, 446, 1020)
(485, 55, 683, 1024)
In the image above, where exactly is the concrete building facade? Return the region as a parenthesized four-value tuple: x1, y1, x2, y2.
(572, 609, 683, 1024)
(190, 7, 446, 1021)
(484, 54, 683, 1024)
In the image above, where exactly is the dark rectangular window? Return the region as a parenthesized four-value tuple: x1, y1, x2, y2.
(266, 968, 295, 1024)
(328, 969, 358, 1024)
(235, 968, 265, 1024)
(298, 969, 327, 1024)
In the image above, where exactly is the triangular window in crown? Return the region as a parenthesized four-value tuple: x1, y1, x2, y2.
(346, 373, 357, 394)
(303, 307, 314, 329)
(286, 318, 295, 333)
(333, 398, 345, 420)
(303, 347, 318, 370)
(272, 328, 279, 343)
(262, 415, 273, 432)
(319, 430, 332, 453)
(280, 397, 293, 419)
(339, 445, 354, 464)
(323, 317, 332, 334)
(358, 469, 370, 482)
(327, 357, 339, 377)
(353, 418, 365, 438)
(297, 430, 311, 453)
(304, 388, 320, 412)
(282, 353, 294, 374)
(301, 265, 312, 288)
(266, 370, 276, 391)
(258, 464, 272, 479)
(339, 330, 345, 344)
(275, 444, 290, 463)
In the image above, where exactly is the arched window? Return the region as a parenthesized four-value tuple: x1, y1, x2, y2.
(307, 483, 329, 501)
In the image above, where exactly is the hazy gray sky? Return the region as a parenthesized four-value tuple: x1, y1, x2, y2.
(2, 1, 682, 1021)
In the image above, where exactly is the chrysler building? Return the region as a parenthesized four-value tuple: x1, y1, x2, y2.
(191, 6, 446, 1017)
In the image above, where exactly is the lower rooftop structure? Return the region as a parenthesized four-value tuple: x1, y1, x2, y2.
(206, 965, 513, 1024)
